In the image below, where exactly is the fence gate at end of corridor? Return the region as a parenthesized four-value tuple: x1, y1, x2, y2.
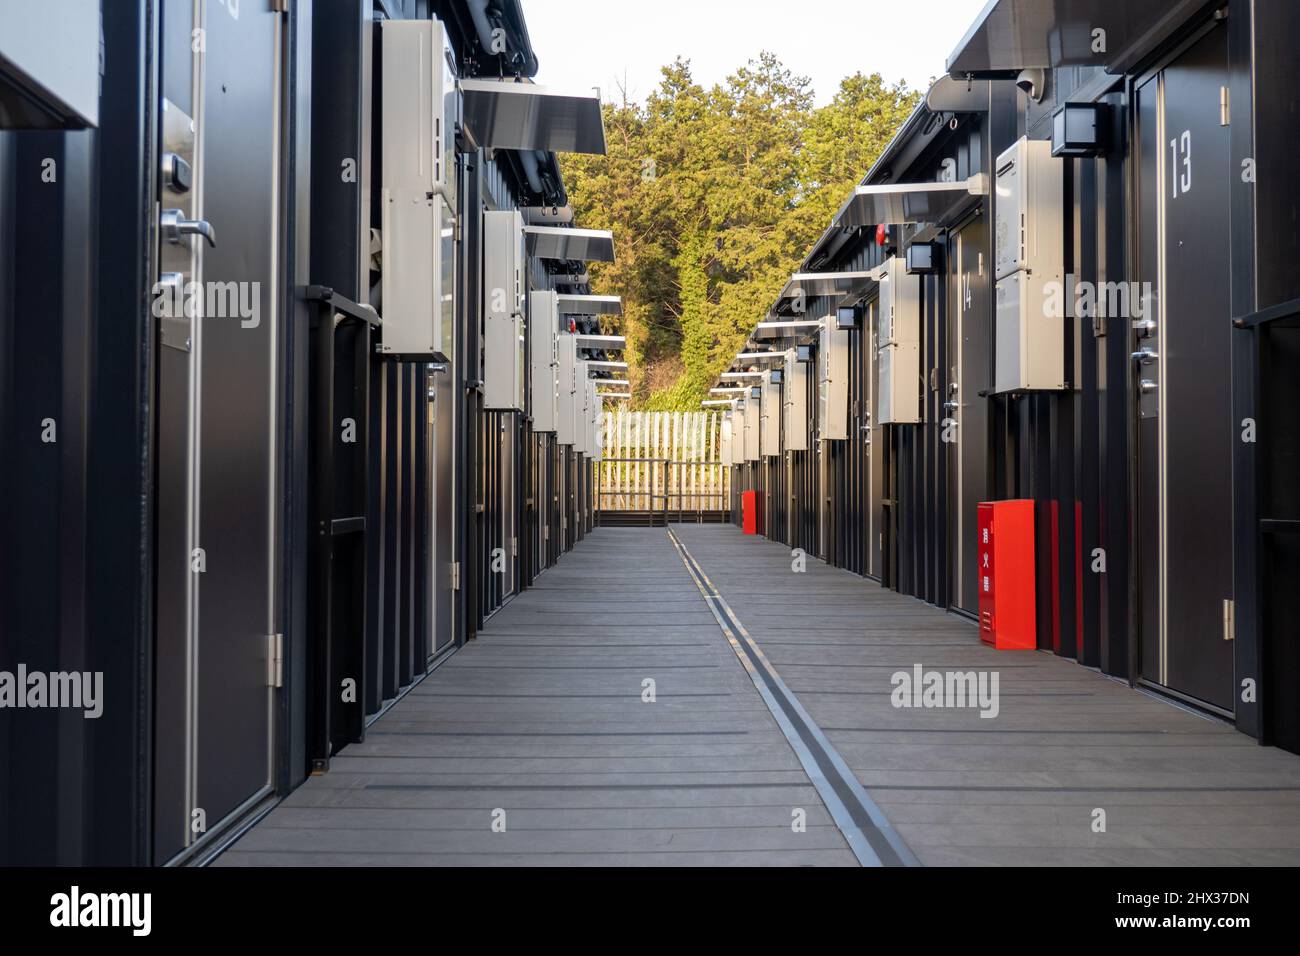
(595, 410, 731, 526)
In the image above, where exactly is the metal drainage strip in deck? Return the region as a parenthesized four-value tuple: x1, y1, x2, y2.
(666, 527, 920, 868)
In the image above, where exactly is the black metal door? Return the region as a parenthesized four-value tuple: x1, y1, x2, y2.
(948, 213, 991, 615)
(153, 0, 281, 861)
(1135, 22, 1234, 712)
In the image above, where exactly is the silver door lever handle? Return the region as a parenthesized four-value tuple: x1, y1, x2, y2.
(161, 208, 216, 248)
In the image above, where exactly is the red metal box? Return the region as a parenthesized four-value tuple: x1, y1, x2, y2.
(741, 490, 761, 535)
(977, 499, 1036, 650)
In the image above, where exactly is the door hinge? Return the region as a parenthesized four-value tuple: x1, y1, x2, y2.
(1220, 86, 1230, 126)
(450, 561, 461, 591)
(271, 0, 289, 12)
(511, 536, 518, 556)
(1223, 598, 1235, 641)
(268, 633, 284, 688)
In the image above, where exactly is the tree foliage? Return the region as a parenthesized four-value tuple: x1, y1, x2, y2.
(560, 55, 919, 410)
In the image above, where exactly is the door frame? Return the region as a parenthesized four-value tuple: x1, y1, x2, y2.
(945, 206, 988, 619)
(1127, 12, 1235, 717)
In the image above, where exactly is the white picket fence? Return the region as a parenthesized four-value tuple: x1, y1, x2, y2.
(596, 411, 730, 515)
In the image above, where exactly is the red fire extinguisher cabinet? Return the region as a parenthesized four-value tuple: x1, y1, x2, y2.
(977, 500, 1036, 650)
(741, 490, 761, 535)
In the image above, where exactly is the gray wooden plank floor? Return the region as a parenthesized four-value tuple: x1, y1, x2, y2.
(671, 523, 1300, 866)
(218, 522, 1300, 867)
(215, 527, 857, 867)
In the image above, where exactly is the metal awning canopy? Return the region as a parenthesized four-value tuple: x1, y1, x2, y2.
(834, 175, 988, 230)
(753, 319, 823, 341)
(459, 79, 607, 154)
(780, 272, 878, 299)
(770, 271, 880, 318)
(557, 295, 622, 316)
(945, 0, 1210, 77)
(525, 226, 616, 262)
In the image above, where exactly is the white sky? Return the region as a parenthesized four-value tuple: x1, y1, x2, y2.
(524, 0, 991, 106)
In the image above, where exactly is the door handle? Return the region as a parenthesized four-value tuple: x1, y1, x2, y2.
(161, 208, 216, 248)
(1131, 348, 1158, 366)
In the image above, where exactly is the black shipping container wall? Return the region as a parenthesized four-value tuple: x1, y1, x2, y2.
(1, 0, 310, 865)
(472, 155, 598, 624)
(724, 0, 1300, 755)
(6, 0, 1300, 871)
(0, 69, 157, 864)
(1245, 0, 1300, 753)
(0, 0, 602, 865)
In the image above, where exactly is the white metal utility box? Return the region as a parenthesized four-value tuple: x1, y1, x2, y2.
(572, 362, 591, 455)
(555, 334, 578, 446)
(818, 316, 850, 440)
(741, 396, 761, 462)
(993, 136, 1065, 393)
(720, 413, 735, 467)
(529, 290, 560, 432)
(782, 349, 809, 452)
(483, 210, 527, 409)
(587, 380, 602, 461)
(876, 256, 922, 424)
(380, 18, 458, 358)
(733, 406, 745, 464)
(760, 370, 782, 457)
(380, 18, 457, 204)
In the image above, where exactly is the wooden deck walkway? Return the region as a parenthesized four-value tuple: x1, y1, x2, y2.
(216, 527, 857, 866)
(671, 524, 1300, 865)
(217, 524, 1300, 866)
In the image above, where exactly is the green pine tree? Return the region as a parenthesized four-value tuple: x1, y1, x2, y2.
(561, 55, 920, 410)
